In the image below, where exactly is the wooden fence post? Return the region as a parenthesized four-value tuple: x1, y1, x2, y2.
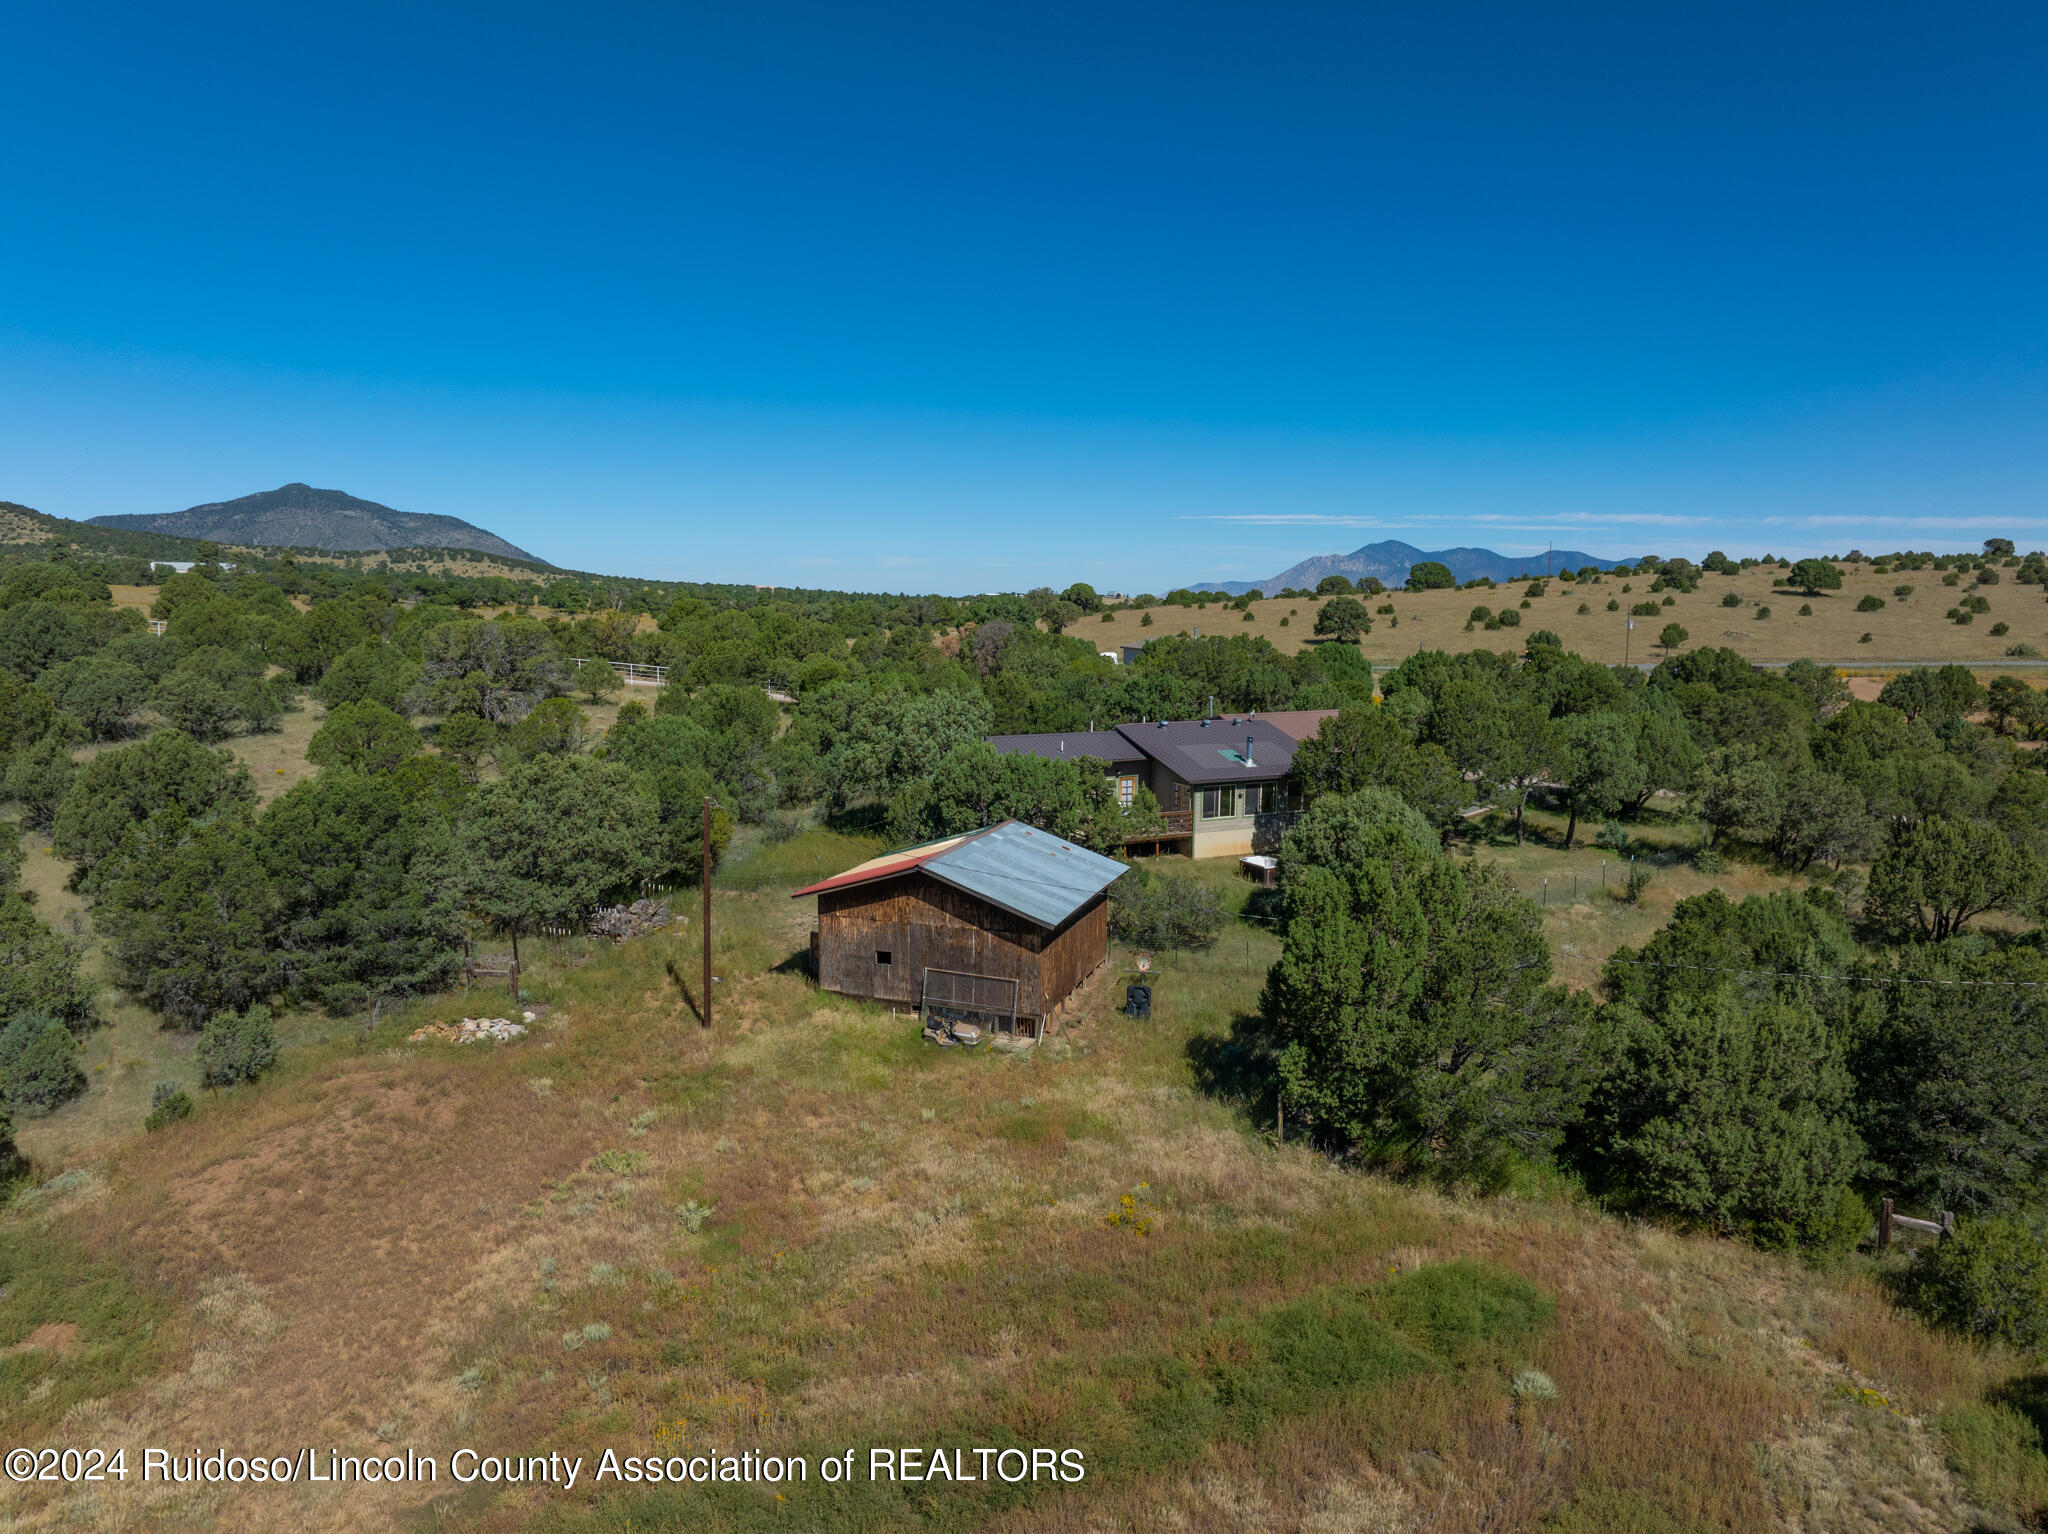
(1878, 1197, 1893, 1251)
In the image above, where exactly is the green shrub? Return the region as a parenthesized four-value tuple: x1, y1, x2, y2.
(1606, 598, 1620, 612)
(1895, 583, 1915, 598)
(144, 1081, 192, 1131)
(1495, 607, 1521, 628)
(1583, 991, 1862, 1244)
(1620, 863, 1655, 903)
(1372, 1259, 1554, 1360)
(1904, 1216, 2048, 1348)
(0, 1099, 23, 1186)
(1938, 1375, 2048, 1531)
(0, 1014, 86, 1116)
(196, 1003, 277, 1088)
(1756, 605, 1772, 620)
(1693, 845, 1725, 874)
(1991, 622, 2010, 636)
(1109, 869, 1226, 951)
(1631, 601, 1662, 617)
(1857, 594, 1886, 612)
(1721, 591, 1742, 607)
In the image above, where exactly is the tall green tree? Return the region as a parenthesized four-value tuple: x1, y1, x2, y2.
(0, 666, 59, 756)
(1557, 712, 1645, 848)
(95, 811, 275, 1026)
(38, 655, 150, 741)
(5, 735, 78, 832)
(441, 755, 663, 963)
(307, 700, 423, 774)
(52, 730, 256, 887)
(1851, 945, 2048, 1216)
(1864, 815, 2043, 941)
(0, 892, 97, 1036)
(1787, 559, 1843, 596)
(1312, 597, 1372, 643)
(255, 772, 463, 1013)
(828, 688, 993, 805)
(1581, 989, 1862, 1245)
(1263, 791, 1596, 1177)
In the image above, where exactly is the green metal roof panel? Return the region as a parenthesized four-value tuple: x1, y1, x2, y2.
(925, 820, 1129, 929)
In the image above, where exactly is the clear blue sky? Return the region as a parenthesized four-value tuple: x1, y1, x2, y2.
(3, 2, 2045, 592)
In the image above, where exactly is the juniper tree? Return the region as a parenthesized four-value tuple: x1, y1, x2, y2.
(440, 754, 663, 964)
(1263, 790, 1595, 1179)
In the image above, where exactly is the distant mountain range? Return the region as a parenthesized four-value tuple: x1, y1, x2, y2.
(87, 483, 544, 564)
(1189, 539, 1643, 595)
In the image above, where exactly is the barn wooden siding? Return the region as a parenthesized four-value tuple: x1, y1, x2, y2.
(815, 870, 1107, 1021)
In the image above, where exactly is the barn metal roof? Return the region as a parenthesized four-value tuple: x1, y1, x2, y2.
(790, 820, 1127, 929)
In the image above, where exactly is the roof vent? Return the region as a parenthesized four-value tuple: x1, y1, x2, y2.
(1199, 719, 1208, 728)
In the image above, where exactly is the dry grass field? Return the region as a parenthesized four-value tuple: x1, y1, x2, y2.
(1088, 561, 2048, 670)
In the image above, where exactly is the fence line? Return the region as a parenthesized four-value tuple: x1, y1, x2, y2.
(569, 657, 668, 686)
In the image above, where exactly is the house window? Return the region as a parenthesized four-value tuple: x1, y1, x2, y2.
(1201, 787, 1219, 818)
(876, 950, 892, 965)
(1117, 775, 1137, 808)
(1219, 785, 1239, 817)
(1244, 783, 1263, 816)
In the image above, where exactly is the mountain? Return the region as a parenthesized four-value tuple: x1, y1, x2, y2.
(1189, 539, 1642, 595)
(87, 483, 545, 564)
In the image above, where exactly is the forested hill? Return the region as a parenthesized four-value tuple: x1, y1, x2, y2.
(87, 483, 544, 564)
(0, 498, 221, 561)
(1193, 538, 1643, 595)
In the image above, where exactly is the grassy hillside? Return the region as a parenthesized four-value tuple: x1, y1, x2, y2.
(6, 761, 2047, 1531)
(1091, 563, 2048, 669)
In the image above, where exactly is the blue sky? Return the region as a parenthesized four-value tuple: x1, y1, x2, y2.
(3, 2, 2045, 592)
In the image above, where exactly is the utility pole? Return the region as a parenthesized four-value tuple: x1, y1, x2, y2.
(1624, 616, 1633, 667)
(702, 798, 714, 1029)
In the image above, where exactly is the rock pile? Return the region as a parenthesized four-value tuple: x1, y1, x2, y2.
(409, 1014, 532, 1045)
(587, 898, 674, 941)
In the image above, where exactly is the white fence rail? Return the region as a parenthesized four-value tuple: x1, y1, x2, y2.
(569, 658, 668, 686)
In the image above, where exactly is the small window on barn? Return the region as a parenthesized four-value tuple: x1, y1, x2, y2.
(876, 950, 892, 965)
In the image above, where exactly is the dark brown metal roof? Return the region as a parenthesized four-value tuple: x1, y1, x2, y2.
(1113, 717, 1301, 785)
(986, 729, 1149, 768)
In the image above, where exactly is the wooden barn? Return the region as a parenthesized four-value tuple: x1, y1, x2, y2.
(791, 820, 1128, 1038)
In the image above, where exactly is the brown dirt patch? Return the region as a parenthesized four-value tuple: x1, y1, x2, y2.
(3, 1322, 81, 1358)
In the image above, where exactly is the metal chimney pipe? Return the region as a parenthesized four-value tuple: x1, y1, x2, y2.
(1246, 734, 1256, 768)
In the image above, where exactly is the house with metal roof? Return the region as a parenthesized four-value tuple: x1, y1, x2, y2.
(790, 821, 1127, 1039)
(985, 710, 1334, 859)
